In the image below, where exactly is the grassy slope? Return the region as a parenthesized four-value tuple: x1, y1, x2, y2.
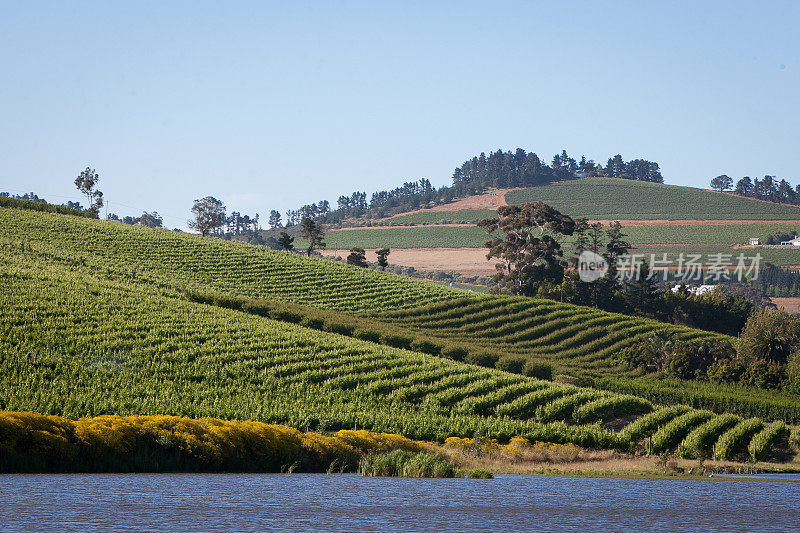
(0, 206, 795, 458)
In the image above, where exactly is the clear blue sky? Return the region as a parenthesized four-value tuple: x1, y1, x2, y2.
(1, 1, 798, 228)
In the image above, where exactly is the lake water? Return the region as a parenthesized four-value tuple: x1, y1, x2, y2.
(1, 473, 798, 532)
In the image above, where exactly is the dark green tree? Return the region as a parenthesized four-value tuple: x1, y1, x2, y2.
(571, 218, 591, 267)
(478, 202, 575, 296)
(605, 221, 632, 281)
(268, 210, 282, 229)
(710, 175, 733, 192)
(735, 176, 754, 196)
(300, 218, 325, 256)
(277, 231, 294, 251)
(623, 261, 660, 316)
(346, 248, 368, 267)
(376, 248, 390, 270)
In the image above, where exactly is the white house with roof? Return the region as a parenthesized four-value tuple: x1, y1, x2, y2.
(781, 237, 800, 246)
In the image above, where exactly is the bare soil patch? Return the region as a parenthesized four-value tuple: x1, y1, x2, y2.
(771, 297, 800, 314)
(382, 188, 515, 219)
(320, 248, 496, 274)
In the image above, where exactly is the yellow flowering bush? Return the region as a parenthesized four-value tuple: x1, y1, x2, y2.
(0, 410, 436, 473)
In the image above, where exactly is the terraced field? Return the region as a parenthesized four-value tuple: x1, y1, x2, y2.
(0, 205, 795, 460)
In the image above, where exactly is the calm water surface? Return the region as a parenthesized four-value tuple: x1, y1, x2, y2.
(1, 473, 798, 532)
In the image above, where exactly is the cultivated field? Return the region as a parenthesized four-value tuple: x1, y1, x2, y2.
(2, 205, 795, 461)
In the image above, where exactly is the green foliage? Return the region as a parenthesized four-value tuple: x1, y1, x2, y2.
(440, 346, 469, 362)
(465, 351, 500, 369)
(748, 421, 790, 461)
(464, 468, 493, 479)
(537, 391, 607, 423)
(522, 360, 553, 380)
(496, 356, 526, 374)
(358, 451, 455, 478)
(739, 309, 800, 365)
(649, 411, 714, 454)
(0, 197, 93, 218)
(714, 418, 765, 461)
(677, 414, 741, 459)
(0, 207, 792, 461)
(574, 395, 653, 425)
(619, 406, 692, 443)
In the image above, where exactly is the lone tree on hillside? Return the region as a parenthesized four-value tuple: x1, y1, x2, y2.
(376, 248, 391, 270)
(189, 196, 226, 237)
(300, 217, 325, 256)
(346, 247, 368, 268)
(277, 231, 294, 251)
(710, 175, 733, 192)
(74, 167, 104, 217)
(478, 202, 575, 296)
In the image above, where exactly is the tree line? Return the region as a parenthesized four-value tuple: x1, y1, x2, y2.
(264, 149, 664, 226)
(711, 174, 800, 205)
(617, 309, 800, 393)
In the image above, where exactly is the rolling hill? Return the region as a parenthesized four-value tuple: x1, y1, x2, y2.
(380, 177, 800, 224)
(1, 204, 797, 464)
(311, 177, 800, 272)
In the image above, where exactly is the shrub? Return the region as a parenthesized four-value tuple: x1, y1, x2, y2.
(410, 339, 442, 356)
(739, 309, 800, 365)
(464, 469, 493, 479)
(354, 329, 382, 343)
(495, 356, 526, 374)
(522, 360, 553, 380)
(323, 321, 355, 336)
(664, 349, 699, 379)
(300, 316, 325, 330)
(269, 309, 303, 323)
(465, 351, 500, 369)
(740, 360, 785, 389)
(706, 358, 745, 384)
(440, 346, 468, 362)
(381, 333, 413, 349)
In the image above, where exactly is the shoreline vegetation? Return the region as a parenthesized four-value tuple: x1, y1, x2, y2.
(2, 411, 797, 479)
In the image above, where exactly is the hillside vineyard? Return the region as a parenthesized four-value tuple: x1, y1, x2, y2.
(0, 206, 796, 460)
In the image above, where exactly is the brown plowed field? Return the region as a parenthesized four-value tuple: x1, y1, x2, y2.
(319, 248, 497, 274)
(383, 188, 515, 218)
